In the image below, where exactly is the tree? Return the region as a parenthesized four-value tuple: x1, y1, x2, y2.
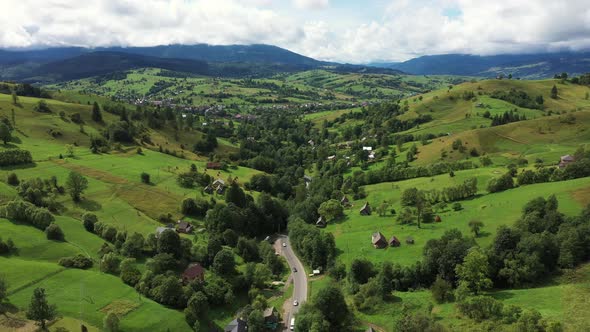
(122, 233, 145, 258)
(120, 258, 141, 286)
(317, 199, 343, 221)
(82, 212, 98, 232)
(312, 285, 351, 330)
(0, 276, 7, 314)
(45, 223, 65, 241)
(431, 276, 453, 303)
(66, 171, 88, 202)
(92, 102, 103, 122)
(184, 291, 208, 327)
(468, 220, 484, 237)
(247, 309, 265, 332)
(11, 89, 18, 105)
(26, 287, 56, 330)
(0, 123, 11, 145)
(157, 229, 181, 258)
(550, 85, 558, 99)
(103, 312, 120, 332)
(455, 247, 492, 295)
(212, 249, 235, 276)
(140, 172, 150, 184)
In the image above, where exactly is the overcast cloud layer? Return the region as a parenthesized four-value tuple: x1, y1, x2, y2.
(1, 0, 590, 63)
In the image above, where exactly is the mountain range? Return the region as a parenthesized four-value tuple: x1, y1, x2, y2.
(1, 44, 590, 82)
(370, 53, 590, 79)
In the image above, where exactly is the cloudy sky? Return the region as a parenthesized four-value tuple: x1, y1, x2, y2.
(2, 0, 590, 63)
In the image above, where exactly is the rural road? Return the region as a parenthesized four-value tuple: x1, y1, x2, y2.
(274, 234, 307, 331)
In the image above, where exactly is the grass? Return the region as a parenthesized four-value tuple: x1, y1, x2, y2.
(328, 176, 590, 268)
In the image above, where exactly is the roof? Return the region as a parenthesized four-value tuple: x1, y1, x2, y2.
(177, 221, 192, 231)
(366, 327, 377, 332)
(360, 202, 371, 213)
(371, 232, 386, 245)
(213, 179, 225, 185)
(224, 318, 247, 332)
(263, 307, 277, 318)
(363, 146, 373, 151)
(182, 263, 205, 281)
(389, 236, 400, 245)
(561, 155, 575, 162)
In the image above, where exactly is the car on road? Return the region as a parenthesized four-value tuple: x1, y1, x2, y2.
(282, 242, 287, 247)
(293, 300, 299, 306)
(292, 267, 297, 272)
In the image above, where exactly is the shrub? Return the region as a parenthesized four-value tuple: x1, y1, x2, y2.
(7, 173, 19, 186)
(82, 212, 98, 232)
(140, 172, 150, 184)
(452, 202, 462, 211)
(3, 199, 54, 230)
(0, 237, 16, 254)
(45, 223, 65, 241)
(431, 276, 453, 303)
(58, 254, 93, 269)
(457, 296, 504, 322)
(0, 149, 33, 166)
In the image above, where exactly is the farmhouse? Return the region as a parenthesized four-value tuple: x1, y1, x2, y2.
(224, 318, 247, 332)
(341, 195, 350, 206)
(371, 232, 387, 249)
(206, 162, 222, 170)
(182, 263, 205, 284)
(389, 236, 401, 247)
(559, 155, 575, 168)
(360, 202, 371, 216)
(176, 220, 193, 234)
(316, 216, 327, 228)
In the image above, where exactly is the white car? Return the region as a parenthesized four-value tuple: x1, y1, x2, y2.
(282, 243, 287, 247)
(293, 300, 299, 306)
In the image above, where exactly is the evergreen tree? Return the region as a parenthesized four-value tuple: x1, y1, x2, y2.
(550, 85, 558, 99)
(92, 102, 103, 122)
(26, 287, 56, 330)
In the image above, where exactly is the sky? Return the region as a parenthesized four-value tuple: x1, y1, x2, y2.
(1, 0, 590, 63)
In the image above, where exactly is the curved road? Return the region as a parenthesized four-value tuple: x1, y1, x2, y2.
(274, 235, 307, 331)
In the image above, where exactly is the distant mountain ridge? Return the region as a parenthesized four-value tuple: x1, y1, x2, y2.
(370, 53, 590, 78)
(0, 44, 404, 82)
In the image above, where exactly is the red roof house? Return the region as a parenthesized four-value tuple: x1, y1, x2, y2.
(182, 263, 205, 284)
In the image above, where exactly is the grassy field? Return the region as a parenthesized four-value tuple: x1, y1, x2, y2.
(328, 175, 590, 268)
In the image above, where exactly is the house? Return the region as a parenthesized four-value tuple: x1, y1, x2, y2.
(204, 185, 213, 194)
(206, 162, 222, 170)
(406, 236, 415, 244)
(176, 220, 193, 234)
(372, 232, 387, 249)
(360, 202, 371, 216)
(435, 215, 442, 223)
(316, 216, 327, 228)
(362, 146, 373, 151)
(368, 152, 375, 160)
(389, 236, 401, 247)
(216, 185, 226, 195)
(559, 155, 575, 168)
(182, 263, 205, 284)
(224, 318, 247, 332)
(327, 155, 336, 161)
(341, 196, 350, 206)
(304, 175, 312, 188)
(212, 179, 225, 187)
(263, 307, 279, 326)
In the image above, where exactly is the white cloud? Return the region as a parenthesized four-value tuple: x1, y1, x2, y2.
(1, 0, 589, 63)
(293, 0, 329, 10)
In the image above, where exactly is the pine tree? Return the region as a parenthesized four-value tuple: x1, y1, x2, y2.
(92, 102, 103, 122)
(550, 85, 558, 99)
(26, 288, 56, 330)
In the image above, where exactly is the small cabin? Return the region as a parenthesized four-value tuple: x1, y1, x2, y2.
(316, 216, 327, 228)
(371, 232, 387, 249)
(389, 236, 401, 247)
(360, 202, 371, 216)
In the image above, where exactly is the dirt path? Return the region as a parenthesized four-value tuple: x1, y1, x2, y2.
(493, 131, 527, 144)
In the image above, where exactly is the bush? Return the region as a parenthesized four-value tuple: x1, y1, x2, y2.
(7, 173, 19, 186)
(3, 199, 54, 230)
(0, 237, 16, 254)
(0, 149, 33, 166)
(431, 276, 453, 303)
(452, 202, 462, 211)
(82, 212, 98, 232)
(58, 254, 93, 269)
(45, 223, 65, 241)
(457, 296, 504, 322)
(140, 172, 150, 184)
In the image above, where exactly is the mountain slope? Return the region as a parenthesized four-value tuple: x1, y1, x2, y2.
(372, 52, 590, 78)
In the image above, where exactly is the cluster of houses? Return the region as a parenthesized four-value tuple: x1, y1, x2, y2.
(371, 232, 414, 249)
(204, 178, 226, 195)
(326, 145, 376, 163)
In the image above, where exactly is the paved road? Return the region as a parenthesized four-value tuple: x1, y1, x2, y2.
(274, 235, 307, 331)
